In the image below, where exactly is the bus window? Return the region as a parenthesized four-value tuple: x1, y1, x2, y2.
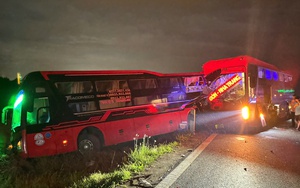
(279, 72, 284, 82)
(96, 80, 129, 92)
(69, 101, 97, 113)
(128, 79, 159, 105)
(183, 76, 204, 93)
(55, 81, 94, 94)
(129, 79, 157, 90)
(96, 80, 132, 109)
(159, 77, 180, 89)
(27, 97, 50, 125)
(95, 81, 113, 92)
(285, 74, 292, 82)
(120, 80, 129, 89)
(133, 95, 160, 105)
(208, 73, 245, 105)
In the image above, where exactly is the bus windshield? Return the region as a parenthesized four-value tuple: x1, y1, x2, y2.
(206, 72, 245, 110)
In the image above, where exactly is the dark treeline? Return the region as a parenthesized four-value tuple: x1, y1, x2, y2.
(0, 77, 18, 119)
(0, 77, 18, 150)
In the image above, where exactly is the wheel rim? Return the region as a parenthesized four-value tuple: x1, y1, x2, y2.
(79, 139, 94, 154)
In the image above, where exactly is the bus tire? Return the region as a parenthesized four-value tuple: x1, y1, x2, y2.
(78, 134, 101, 155)
(278, 101, 290, 121)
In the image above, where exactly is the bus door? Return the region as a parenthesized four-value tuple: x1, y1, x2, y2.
(24, 83, 59, 157)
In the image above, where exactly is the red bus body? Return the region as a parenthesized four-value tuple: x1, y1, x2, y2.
(10, 70, 202, 158)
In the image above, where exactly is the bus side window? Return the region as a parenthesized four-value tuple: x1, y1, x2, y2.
(27, 97, 50, 125)
(96, 81, 113, 92)
(133, 95, 160, 105)
(96, 80, 132, 109)
(55, 81, 94, 94)
(68, 101, 97, 113)
(120, 80, 129, 89)
(129, 79, 157, 90)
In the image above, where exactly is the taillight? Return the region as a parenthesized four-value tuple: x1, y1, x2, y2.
(148, 105, 159, 114)
(242, 106, 250, 120)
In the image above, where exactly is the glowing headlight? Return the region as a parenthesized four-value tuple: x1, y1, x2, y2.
(242, 106, 250, 120)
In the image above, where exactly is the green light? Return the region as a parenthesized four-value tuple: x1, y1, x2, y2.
(12, 90, 24, 132)
(1, 106, 13, 125)
(277, 89, 294, 93)
(14, 94, 24, 108)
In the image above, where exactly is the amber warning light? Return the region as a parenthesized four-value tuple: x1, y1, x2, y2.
(62, 140, 68, 146)
(208, 74, 242, 102)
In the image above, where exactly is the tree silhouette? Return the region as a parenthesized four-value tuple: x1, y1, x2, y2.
(0, 77, 18, 118)
(0, 77, 18, 151)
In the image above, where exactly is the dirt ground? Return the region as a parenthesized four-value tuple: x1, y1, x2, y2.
(118, 130, 210, 188)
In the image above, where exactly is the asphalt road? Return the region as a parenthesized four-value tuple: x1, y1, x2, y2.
(159, 120, 300, 188)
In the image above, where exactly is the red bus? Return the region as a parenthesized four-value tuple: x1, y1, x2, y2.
(8, 70, 202, 158)
(201, 55, 293, 132)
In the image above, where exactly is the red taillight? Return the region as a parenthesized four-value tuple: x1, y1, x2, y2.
(148, 105, 158, 114)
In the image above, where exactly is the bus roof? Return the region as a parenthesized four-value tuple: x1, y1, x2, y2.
(39, 70, 163, 80)
(23, 70, 203, 81)
(202, 55, 280, 76)
(164, 72, 204, 77)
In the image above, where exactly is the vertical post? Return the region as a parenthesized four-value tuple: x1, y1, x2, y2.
(189, 105, 196, 135)
(193, 107, 196, 134)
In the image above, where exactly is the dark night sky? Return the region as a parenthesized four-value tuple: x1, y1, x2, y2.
(0, 0, 299, 91)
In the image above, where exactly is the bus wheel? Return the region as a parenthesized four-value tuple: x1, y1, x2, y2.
(278, 101, 290, 121)
(78, 135, 101, 155)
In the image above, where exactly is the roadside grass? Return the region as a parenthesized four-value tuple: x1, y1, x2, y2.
(0, 152, 89, 188)
(176, 132, 195, 143)
(0, 132, 188, 188)
(72, 134, 178, 188)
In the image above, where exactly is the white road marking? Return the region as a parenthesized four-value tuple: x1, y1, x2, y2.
(155, 133, 218, 188)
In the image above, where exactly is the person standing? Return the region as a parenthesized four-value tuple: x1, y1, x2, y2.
(295, 97, 300, 131)
(289, 95, 298, 128)
(290, 94, 299, 128)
